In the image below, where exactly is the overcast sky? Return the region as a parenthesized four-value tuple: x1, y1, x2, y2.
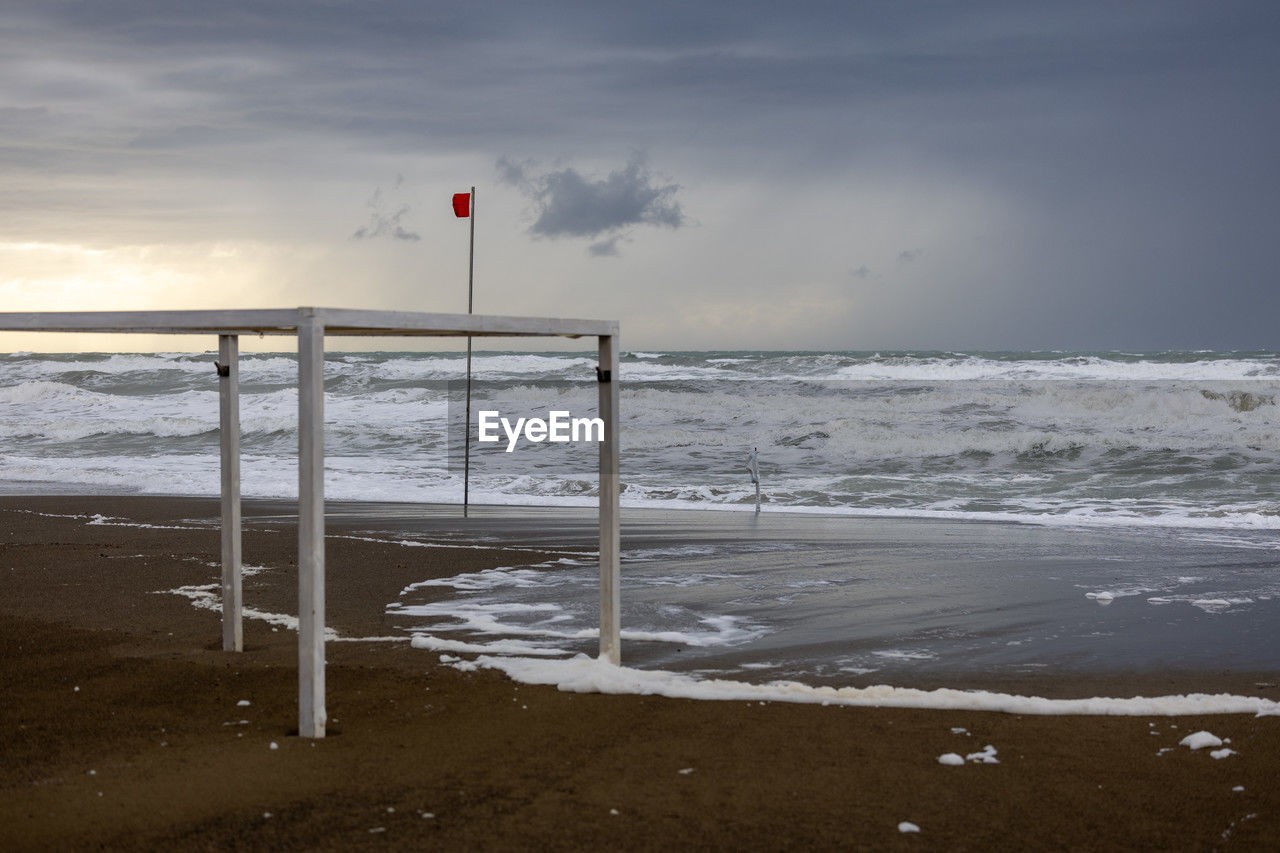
(2, 1, 1277, 351)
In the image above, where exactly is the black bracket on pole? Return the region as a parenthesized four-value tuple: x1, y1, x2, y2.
(596, 367, 612, 383)
(214, 361, 230, 378)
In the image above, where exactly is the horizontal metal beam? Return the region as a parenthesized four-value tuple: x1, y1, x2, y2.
(0, 309, 301, 335)
(0, 307, 617, 339)
(318, 308, 616, 338)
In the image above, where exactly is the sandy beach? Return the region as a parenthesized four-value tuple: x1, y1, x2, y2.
(1, 495, 1277, 850)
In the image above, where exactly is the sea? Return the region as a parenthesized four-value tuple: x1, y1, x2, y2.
(4, 349, 1280, 680)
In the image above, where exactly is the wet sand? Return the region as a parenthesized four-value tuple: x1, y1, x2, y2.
(1, 495, 1278, 850)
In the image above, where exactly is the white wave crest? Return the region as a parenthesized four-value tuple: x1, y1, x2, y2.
(474, 654, 1280, 716)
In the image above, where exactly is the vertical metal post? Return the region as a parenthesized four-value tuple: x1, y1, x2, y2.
(749, 447, 761, 514)
(217, 335, 242, 652)
(297, 312, 326, 738)
(597, 334, 621, 664)
(463, 185, 476, 517)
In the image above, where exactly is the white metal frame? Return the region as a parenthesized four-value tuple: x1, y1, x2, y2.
(0, 307, 622, 738)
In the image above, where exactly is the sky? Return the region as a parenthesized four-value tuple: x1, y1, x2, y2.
(1, 0, 1278, 352)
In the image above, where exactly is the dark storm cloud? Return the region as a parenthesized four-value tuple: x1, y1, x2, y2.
(897, 249, 924, 264)
(498, 154, 684, 247)
(4, 1, 1280, 345)
(12, 0, 1273, 166)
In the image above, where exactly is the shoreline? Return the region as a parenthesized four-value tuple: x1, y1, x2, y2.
(6, 493, 1279, 693)
(2, 495, 1278, 849)
(5, 483, 1278, 534)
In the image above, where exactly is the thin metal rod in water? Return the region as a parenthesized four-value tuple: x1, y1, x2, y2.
(463, 185, 476, 518)
(749, 447, 761, 513)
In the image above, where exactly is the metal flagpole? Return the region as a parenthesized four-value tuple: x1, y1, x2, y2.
(463, 186, 475, 517)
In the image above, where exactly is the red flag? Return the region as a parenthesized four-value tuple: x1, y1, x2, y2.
(452, 192, 471, 218)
